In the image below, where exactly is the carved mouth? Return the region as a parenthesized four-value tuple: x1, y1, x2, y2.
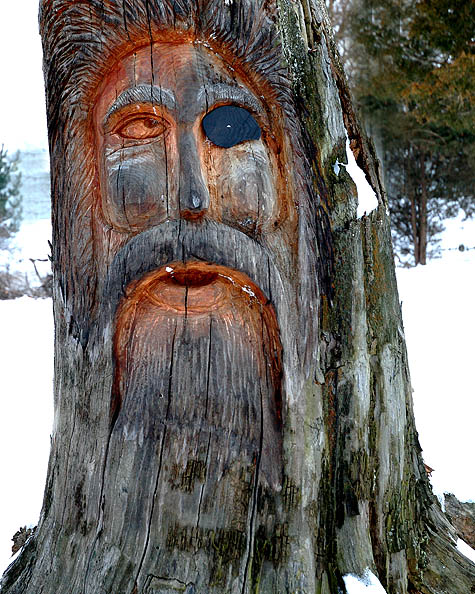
(102, 219, 287, 338)
(121, 261, 269, 315)
(166, 264, 219, 287)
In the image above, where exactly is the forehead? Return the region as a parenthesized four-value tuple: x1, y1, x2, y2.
(97, 42, 245, 111)
(133, 42, 226, 85)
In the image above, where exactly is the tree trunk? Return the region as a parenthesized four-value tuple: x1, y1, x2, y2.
(408, 154, 420, 266)
(2, 1, 474, 593)
(410, 194, 419, 265)
(419, 152, 428, 266)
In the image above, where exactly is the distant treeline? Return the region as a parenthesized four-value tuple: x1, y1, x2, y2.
(327, 0, 474, 265)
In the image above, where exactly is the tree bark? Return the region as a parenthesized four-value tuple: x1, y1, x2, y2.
(408, 161, 420, 266)
(419, 152, 428, 266)
(1, 1, 474, 593)
(444, 494, 475, 549)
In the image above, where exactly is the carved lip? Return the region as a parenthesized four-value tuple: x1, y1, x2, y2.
(122, 261, 269, 315)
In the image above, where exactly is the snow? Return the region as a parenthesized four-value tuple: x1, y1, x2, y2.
(1, 215, 475, 575)
(456, 539, 475, 565)
(343, 569, 387, 593)
(242, 285, 257, 298)
(335, 135, 379, 218)
(0, 219, 52, 286)
(0, 294, 53, 573)
(396, 215, 475, 503)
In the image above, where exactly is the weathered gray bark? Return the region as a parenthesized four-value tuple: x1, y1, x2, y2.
(1, 1, 474, 593)
(444, 495, 475, 549)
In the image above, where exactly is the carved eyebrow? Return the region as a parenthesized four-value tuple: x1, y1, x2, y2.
(105, 84, 176, 123)
(197, 83, 263, 115)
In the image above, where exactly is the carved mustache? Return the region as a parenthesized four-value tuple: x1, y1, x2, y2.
(102, 219, 288, 322)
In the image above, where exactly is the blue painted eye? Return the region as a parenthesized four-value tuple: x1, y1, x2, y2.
(202, 105, 261, 148)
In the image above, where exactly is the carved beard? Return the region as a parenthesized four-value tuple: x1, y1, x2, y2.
(92, 262, 283, 580)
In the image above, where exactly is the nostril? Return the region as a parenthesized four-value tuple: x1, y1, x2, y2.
(191, 192, 202, 210)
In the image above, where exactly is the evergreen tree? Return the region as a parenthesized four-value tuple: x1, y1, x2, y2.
(0, 146, 22, 246)
(344, 0, 474, 265)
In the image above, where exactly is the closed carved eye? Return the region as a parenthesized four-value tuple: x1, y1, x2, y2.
(114, 115, 167, 140)
(202, 105, 261, 148)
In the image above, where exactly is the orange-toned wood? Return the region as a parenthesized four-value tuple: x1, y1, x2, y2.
(93, 42, 295, 239)
(112, 261, 282, 475)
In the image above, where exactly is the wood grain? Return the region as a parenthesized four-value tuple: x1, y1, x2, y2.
(83, 263, 283, 590)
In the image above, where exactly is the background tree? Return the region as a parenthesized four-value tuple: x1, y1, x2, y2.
(0, 147, 22, 249)
(328, 0, 475, 265)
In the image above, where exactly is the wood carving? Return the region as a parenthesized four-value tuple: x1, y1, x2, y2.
(83, 36, 302, 590)
(2, 1, 474, 593)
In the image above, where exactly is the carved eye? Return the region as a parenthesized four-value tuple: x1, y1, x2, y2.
(115, 115, 167, 140)
(202, 105, 261, 148)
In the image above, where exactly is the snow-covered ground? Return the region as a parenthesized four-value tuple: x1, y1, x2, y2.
(0, 219, 52, 286)
(0, 296, 53, 575)
(397, 217, 475, 504)
(0, 215, 474, 575)
(0, 220, 53, 574)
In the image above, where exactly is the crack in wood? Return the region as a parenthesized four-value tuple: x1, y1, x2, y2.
(133, 427, 169, 590)
(195, 434, 212, 530)
(282, 476, 300, 511)
(204, 316, 213, 417)
(144, 574, 194, 593)
(241, 311, 267, 593)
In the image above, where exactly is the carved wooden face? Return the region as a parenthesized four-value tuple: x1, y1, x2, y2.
(91, 42, 287, 519)
(41, 22, 317, 584)
(94, 42, 283, 236)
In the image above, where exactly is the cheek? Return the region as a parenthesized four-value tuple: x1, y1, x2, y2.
(208, 143, 278, 232)
(101, 142, 176, 232)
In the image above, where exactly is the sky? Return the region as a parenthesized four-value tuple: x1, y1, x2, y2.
(0, 0, 48, 152)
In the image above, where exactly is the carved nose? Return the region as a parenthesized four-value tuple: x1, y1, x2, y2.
(178, 130, 209, 220)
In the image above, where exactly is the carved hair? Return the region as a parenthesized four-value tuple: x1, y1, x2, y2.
(40, 1, 292, 150)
